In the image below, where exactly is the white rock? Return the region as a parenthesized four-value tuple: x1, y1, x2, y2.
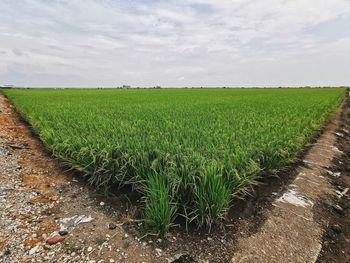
(276, 189, 313, 207)
(87, 246, 93, 252)
(29, 245, 39, 255)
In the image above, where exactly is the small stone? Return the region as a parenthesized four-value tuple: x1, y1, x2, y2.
(29, 245, 39, 255)
(172, 255, 195, 263)
(59, 230, 68, 236)
(109, 259, 115, 263)
(108, 223, 116, 230)
(100, 202, 105, 206)
(46, 235, 65, 245)
(335, 132, 344, 137)
(333, 204, 344, 214)
(331, 224, 342, 234)
(87, 246, 93, 252)
(7, 143, 28, 149)
(50, 196, 59, 201)
(207, 237, 212, 241)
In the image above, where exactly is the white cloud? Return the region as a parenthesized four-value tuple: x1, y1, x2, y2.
(0, 0, 350, 87)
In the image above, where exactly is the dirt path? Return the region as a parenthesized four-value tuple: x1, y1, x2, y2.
(316, 95, 350, 262)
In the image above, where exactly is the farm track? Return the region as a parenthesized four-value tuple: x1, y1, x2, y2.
(0, 93, 349, 263)
(316, 95, 350, 263)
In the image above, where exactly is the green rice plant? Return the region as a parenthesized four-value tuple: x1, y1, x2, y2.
(144, 173, 177, 236)
(193, 162, 231, 229)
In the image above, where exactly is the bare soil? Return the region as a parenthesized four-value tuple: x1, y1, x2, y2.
(316, 95, 350, 263)
(0, 93, 349, 263)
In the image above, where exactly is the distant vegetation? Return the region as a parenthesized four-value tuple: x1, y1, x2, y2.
(2, 88, 345, 235)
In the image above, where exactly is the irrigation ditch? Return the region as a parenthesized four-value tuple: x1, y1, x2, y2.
(0, 92, 349, 262)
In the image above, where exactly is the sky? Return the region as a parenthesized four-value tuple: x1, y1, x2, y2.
(0, 0, 350, 87)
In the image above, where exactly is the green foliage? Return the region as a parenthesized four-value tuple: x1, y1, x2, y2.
(3, 88, 345, 235)
(144, 173, 176, 236)
(194, 162, 231, 229)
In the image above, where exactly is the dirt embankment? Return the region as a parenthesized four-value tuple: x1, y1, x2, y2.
(316, 95, 350, 263)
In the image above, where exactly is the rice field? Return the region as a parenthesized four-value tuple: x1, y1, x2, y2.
(2, 88, 345, 235)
